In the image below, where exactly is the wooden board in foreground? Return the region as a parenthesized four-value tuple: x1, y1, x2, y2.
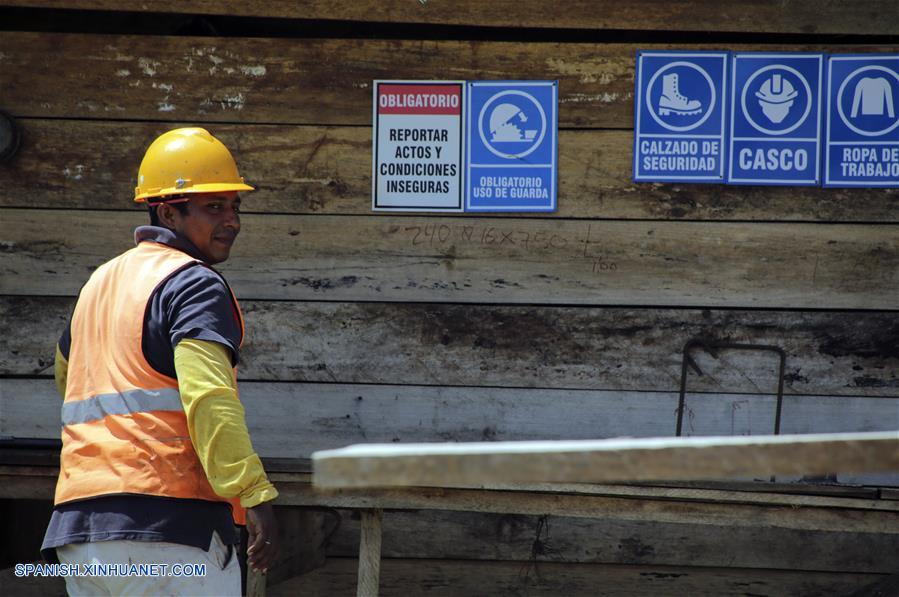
(312, 431, 899, 488)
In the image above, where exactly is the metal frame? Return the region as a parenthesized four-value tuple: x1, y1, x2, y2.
(676, 338, 787, 437)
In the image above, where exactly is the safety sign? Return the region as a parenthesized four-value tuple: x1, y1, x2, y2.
(634, 51, 729, 183)
(728, 53, 824, 185)
(824, 55, 899, 187)
(372, 80, 465, 211)
(465, 81, 558, 212)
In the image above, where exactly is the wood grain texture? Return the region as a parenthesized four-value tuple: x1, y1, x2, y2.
(357, 510, 383, 597)
(278, 487, 899, 535)
(3, 210, 898, 308)
(4, 1, 899, 35)
(310, 432, 899, 488)
(3, 119, 898, 222)
(0, 565, 65, 596)
(327, 509, 899, 573)
(0, 34, 896, 127)
(4, 462, 898, 532)
(270, 557, 880, 597)
(6, 379, 897, 485)
(0, 464, 892, 508)
(4, 298, 897, 396)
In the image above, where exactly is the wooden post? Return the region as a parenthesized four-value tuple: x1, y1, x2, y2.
(356, 509, 383, 597)
(247, 568, 266, 597)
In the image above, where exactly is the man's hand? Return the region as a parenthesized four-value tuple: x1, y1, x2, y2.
(246, 502, 278, 573)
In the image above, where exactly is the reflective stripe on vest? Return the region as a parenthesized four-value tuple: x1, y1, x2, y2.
(61, 388, 182, 426)
(56, 241, 247, 525)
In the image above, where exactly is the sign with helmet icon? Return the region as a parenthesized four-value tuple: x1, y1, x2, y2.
(632, 50, 899, 188)
(728, 53, 824, 185)
(465, 81, 558, 212)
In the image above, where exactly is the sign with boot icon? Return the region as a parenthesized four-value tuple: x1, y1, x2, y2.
(658, 73, 703, 116)
(634, 52, 728, 183)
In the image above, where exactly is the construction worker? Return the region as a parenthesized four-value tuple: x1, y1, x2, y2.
(41, 127, 279, 596)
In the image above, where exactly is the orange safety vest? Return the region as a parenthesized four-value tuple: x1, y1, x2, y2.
(55, 240, 247, 525)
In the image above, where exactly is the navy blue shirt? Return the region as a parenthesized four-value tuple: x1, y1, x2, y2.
(42, 226, 243, 562)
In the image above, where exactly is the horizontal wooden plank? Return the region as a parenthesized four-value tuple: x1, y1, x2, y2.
(0, 472, 56, 499)
(4, 120, 898, 222)
(4, 297, 897, 396)
(7, 379, 897, 485)
(3, 210, 898, 308)
(273, 557, 880, 596)
(311, 432, 899, 488)
(0, 32, 631, 127)
(2, 463, 894, 509)
(279, 485, 899, 535)
(1, 34, 897, 127)
(327, 509, 899, 573)
(6, 1, 899, 35)
(0, 566, 65, 596)
(5, 461, 898, 533)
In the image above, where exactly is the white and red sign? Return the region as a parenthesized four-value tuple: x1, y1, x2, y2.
(372, 81, 465, 211)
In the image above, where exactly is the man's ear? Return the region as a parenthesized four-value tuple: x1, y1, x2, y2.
(157, 202, 178, 229)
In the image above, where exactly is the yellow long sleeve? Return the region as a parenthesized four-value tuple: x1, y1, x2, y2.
(173, 338, 278, 508)
(55, 344, 68, 398)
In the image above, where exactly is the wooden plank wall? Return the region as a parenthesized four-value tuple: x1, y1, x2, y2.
(0, 2, 897, 594)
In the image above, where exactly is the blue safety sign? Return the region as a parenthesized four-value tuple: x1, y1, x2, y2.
(465, 81, 558, 212)
(824, 55, 899, 187)
(728, 53, 824, 185)
(634, 52, 729, 183)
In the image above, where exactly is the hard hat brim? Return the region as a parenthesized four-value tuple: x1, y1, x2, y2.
(754, 91, 798, 105)
(134, 182, 255, 203)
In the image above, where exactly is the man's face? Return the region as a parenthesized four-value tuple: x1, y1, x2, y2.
(160, 192, 241, 264)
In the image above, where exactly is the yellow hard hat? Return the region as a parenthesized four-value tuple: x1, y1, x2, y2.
(134, 127, 254, 203)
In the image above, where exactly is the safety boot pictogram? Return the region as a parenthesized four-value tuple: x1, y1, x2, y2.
(659, 73, 702, 116)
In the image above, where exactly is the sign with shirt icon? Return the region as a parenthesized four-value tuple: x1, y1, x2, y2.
(824, 55, 899, 187)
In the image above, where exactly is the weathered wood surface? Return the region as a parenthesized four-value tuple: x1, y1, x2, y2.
(0, 498, 54, 574)
(0, 468, 56, 498)
(7, 377, 898, 456)
(0, 565, 65, 596)
(264, 507, 333, 587)
(311, 432, 899, 488)
(848, 573, 899, 597)
(6, 379, 897, 485)
(3, 463, 894, 509)
(271, 557, 880, 597)
(5, 1, 899, 35)
(3, 210, 898, 308)
(328, 509, 899, 573)
(4, 297, 898, 396)
(1, 34, 897, 127)
(6, 463, 899, 532)
(278, 484, 899, 534)
(357, 509, 383, 597)
(246, 568, 266, 597)
(4, 120, 898, 222)
(1, 469, 893, 593)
